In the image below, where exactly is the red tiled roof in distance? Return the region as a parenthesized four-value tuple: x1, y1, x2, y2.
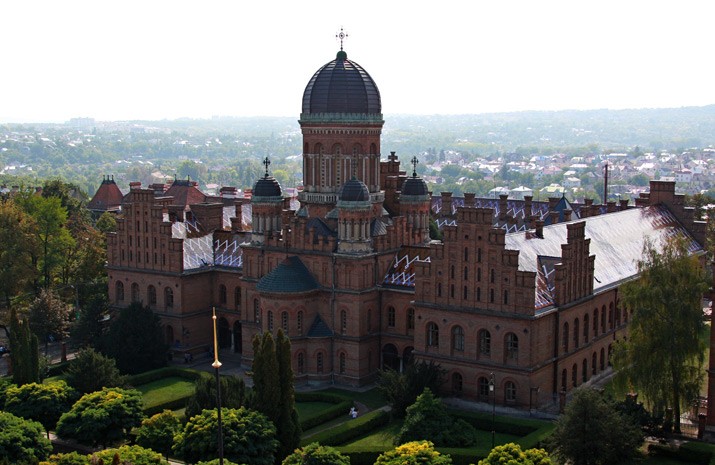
(164, 179, 207, 207)
(88, 176, 124, 211)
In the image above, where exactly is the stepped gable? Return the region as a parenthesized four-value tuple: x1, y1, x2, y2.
(88, 176, 123, 212)
(256, 256, 320, 294)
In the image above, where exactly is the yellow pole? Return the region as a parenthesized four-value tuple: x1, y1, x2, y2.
(212, 307, 222, 368)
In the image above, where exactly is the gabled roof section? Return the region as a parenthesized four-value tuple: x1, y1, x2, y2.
(505, 204, 703, 295)
(544, 196, 580, 225)
(256, 256, 320, 294)
(88, 177, 123, 212)
(382, 246, 431, 289)
(307, 314, 333, 338)
(305, 218, 336, 242)
(164, 179, 207, 207)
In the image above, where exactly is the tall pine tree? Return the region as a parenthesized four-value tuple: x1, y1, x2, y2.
(9, 308, 40, 385)
(252, 332, 280, 422)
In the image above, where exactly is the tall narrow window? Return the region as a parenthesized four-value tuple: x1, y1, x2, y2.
(452, 372, 463, 393)
(339, 353, 346, 374)
(503, 290, 509, 305)
(464, 267, 469, 280)
(582, 359, 588, 382)
(297, 311, 303, 335)
(268, 311, 274, 331)
(478, 329, 491, 356)
(562, 322, 569, 353)
(341, 310, 347, 334)
(234, 287, 241, 309)
(147, 285, 157, 306)
(282, 311, 288, 332)
(574, 318, 580, 348)
(254, 299, 260, 323)
(219, 284, 227, 305)
(452, 326, 465, 352)
(427, 323, 439, 347)
(464, 248, 469, 261)
(297, 352, 304, 374)
(317, 352, 324, 373)
(164, 287, 173, 309)
(505, 333, 519, 360)
(115, 281, 125, 303)
(478, 377, 490, 397)
(505, 381, 516, 402)
(583, 314, 589, 342)
(407, 308, 415, 330)
(387, 306, 396, 328)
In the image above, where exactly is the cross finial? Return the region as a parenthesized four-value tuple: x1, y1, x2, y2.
(411, 156, 419, 177)
(336, 27, 348, 51)
(263, 156, 271, 177)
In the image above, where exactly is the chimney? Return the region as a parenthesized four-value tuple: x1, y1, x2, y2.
(606, 201, 616, 213)
(499, 194, 509, 221)
(550, 210, 559, 225)
(563, 209, 572, 222)
(440, 192, 453, 216)
(129, 181, 141, 190)
(535, 220, 544, 238)
(529, 214, 538, 229)
(619, 198, 629, 210)
(464, 192, 476, 207)
(524, 195, 533, 216)
(220, 186, 237, 198)
(548, 196, 559, 210)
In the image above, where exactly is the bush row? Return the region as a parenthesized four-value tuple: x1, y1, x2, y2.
(295, 391, 348, 403)
(143, 395, 193, 417)
(450, 409, 542, 436)
(648, 441, 715, 465)
(126, 367, 203, 387)
(300, 400, 353, 432)
(305, 409, 390, 447)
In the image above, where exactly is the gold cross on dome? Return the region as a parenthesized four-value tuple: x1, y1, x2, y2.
(336, 27, 348, 51)
(411, 156, 419, 177)
(263, 156, 271, 177)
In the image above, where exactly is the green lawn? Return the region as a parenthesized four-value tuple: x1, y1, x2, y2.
(296, 401, 337, 420)
(135, 376, 195, 410)
(316, 387, 386, 409)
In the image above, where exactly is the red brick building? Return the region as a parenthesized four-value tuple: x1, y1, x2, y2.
(103, 48, 708, 409)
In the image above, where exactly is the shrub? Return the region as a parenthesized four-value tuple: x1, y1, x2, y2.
(303, 409, 390, 447)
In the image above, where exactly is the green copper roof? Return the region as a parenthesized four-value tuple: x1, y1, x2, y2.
(256, 256, 319, 294)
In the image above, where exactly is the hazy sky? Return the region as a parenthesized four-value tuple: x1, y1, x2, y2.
(3, 0, 714, 122)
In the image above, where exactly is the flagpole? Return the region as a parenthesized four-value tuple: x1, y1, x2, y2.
(212, 307, 224, 465)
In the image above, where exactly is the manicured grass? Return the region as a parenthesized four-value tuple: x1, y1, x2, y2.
(317, 387, 387, 409)
(135, 376, 194, 410)
(296, 401, 337, 420)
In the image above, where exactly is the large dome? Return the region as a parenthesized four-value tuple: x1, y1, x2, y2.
(339, 176, 370, 202)
(302, 51, 381, 115)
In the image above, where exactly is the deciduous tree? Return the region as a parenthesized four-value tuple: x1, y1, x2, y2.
(185, 372, 248, 420)
(173, 407, 278, 465)
(478, 443, 552, 465)
(612, 235, 708, 433)
(0, 410, 52, 465)
(548, 388, 642, 465)
(0, 200, 37, 308)
(28, 288, 71, 355)
(135, 410, 181, 460)
(4, 380, 78, 437)
(56, 387, 145, 447)
(378, 360, 446, 417)
(375, 441, 452, 465)
(282, 442, 350, 465)
(89, 444, 167, 465)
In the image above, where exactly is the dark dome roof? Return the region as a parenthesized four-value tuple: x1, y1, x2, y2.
(339, 177, 370, 202)
(302, 51, 381, 115)
(253, 176, 282, 198)
(401, 175, 428, 197)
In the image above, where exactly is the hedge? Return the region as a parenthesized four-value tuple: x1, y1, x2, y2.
(303, 409, 390, 447)
(46, 360, 71, 377)
(648, 441, 715, 465)
(296, 391, 353, 431)
(126, 366, 203, 386)
(296, 391, 348, 403)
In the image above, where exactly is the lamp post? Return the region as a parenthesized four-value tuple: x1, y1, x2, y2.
(489, 372, 495, 449)
(212, 308, 224, 465)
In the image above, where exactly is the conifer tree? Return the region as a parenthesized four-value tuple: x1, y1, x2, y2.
(9, 309, 40, 385)
(275, 329, 301, 461)
(252, 332, 280, 423)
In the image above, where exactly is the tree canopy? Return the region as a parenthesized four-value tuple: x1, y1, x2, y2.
(282, 442, 350, 465)
(173, 407, 278, 465)
(64, 347, 125, 394)
(478, 443, 552, 465)
(612, 235, 708, 432)
(0, 410, 52, 465)
(56, 387, 145, 447)
(548, 388, 642, 465)
(4, 380, 78, 436)
(28, 288, 71, 354)
(185, 372, 249, 420)
(134, 410, 181, 460)
(377, 360, 446, 417)
(374, 441, 452, 465)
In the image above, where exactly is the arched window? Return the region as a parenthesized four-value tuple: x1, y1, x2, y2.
(452, 326, 465, 352)
(505, 333, 518, 360)
(164, 287, 174, 309)
(478, 329, 491, 357)
(601, 306, 606, 333)
(464, 248, 469, 262)
(583, 314, 589, 343)
(427, 322, 439, 347)
(234, 287, 241, 309)
(478, 376, 490, 398)
(561, 369, 567, 391)
(281, 311, 288, 332)
(317, 352, 324, 373)
(297, 352, 305, 374)
(608, 303, 614, 330)
(562, 322, 569, 353)
(574, 318, 580, 349)
(387, 306, 395, 328)
(254, 299, 260, 322)
(572, 363, 578, 387)
(592, 352, 597, 375)
(115, 281, 124, 303)
(437, 283, 442, 297)
(339, 352, 346, 374)
(505, 381, 517, 402)
(600, 348, 605, 371)
(218, 284, 227, 305)
(267, 311, 274, 331)
(503, 290, 509, 305)
(341, 310, 347, 334)
(131, 283, 140, 303)
(464, 286, 468, 299)
(593, 309, 598, 336)
(582, 359, 588, 383)
(147, 285, 157, 306)
(464, 267, 468, 280)
(407, 308, 415, 331)
(297, 311, 303, 335)
(452, 372, 463, 393)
